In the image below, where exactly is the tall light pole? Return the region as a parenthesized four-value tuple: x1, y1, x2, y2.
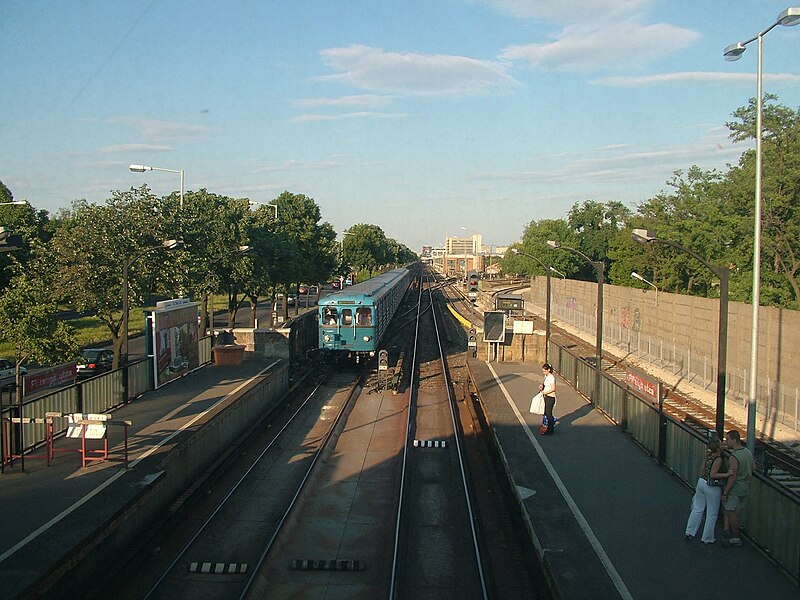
(249, 200, 278, 220)
(512, 248, 551, 360)
(631, 271, 658, 305)
(547, 240, 604, 403)
(340, 231, 354, 287)
(632, 229, 729, 439)
(129, 164, 185, 208)
(122, 239, 183, 365)
(724, 6, 800, 451)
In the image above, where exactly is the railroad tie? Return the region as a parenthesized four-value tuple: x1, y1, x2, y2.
(413, 439, 448, 448)
(289, 559, 366, 571)
(188, 562, 248, 574)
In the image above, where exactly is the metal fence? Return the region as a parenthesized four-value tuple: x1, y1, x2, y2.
(1, 335, 213, 459)
(548, 337, 800, 582)
(552, 302, 800, 433)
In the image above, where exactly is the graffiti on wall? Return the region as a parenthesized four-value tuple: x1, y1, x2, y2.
(617, 306, 642, 332)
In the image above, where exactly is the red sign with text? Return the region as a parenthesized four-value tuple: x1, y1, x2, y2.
(626, 368, 660, 404)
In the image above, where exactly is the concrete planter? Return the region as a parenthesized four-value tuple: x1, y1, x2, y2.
(212, 344, 245, 366)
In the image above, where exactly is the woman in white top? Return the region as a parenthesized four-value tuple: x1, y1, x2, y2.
(540, 363, 557, 435)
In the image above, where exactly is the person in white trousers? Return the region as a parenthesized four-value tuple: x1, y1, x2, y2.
(685, 438, 728, 544)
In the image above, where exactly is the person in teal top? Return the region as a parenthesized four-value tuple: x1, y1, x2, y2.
(722, 429, 754, 548)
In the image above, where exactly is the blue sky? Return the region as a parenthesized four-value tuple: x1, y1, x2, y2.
(2, 1, 799, 251)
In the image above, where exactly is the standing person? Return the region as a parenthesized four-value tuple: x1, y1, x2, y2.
(722, 430, 754, 548)
(685, 438, 728, 544)
(539, 363, 557, 435)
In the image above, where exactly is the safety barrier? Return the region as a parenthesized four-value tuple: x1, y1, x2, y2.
(1, 337, 214, 465)
(547, 337, 800, 582)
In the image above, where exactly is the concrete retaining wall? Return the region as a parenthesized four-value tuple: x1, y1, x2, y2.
(225, 311, 318, 363)
(41, 362, 290, 599)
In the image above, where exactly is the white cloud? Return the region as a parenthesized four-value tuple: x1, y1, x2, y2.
(98, 143, 173, 153)
(293, 94, 395, 108)
(245, 159, 342, 173)
(475, 0, 651, 22)
(317, 45, 518, 95)
(292, 111, 407, 123)
(594, 71, 800, 86)
(500, 20, 700, 70)
(466, 134, 742, 190)
(104, 115, 217, 141)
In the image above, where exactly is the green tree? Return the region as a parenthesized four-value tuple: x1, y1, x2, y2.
(172, 189, 253, 330)
(566, 200, 631, 281)
(503, 218, 577, 278)
(344, 223, 392, 274)
(726, 96, 800, 306)
(48, 186, 181, 367)
(0, 268, 80, 377)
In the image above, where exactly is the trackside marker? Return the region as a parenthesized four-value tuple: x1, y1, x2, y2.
(188, 562, 248, 574)
(412, 439, 447, 448)
(290, 559, 365, 571)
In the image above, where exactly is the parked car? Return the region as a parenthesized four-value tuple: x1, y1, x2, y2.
(0, 359, 26, 388)
(76, 348, 114, 379)
(276, 293, 295, 306)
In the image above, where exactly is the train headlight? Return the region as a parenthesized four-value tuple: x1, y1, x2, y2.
(323, 335, 331, 342)
(362, 336, 372, 342)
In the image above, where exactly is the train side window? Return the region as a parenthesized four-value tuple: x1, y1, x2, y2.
(324, 307, 338, 325)
(356, 308, 372, 326)
(341, 309, 353, 326)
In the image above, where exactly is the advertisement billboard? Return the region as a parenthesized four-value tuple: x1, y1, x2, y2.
(146, 298, 200, 389)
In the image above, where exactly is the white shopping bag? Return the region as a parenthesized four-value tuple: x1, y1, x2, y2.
(529, 392, 545, 414)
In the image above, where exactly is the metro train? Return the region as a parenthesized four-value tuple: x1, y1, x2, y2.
(318, 266, 414, 360)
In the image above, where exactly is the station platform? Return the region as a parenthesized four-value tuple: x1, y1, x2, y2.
(3, 351, 797, 600)
(0, 357, 284, 600)
(469, 358, 798, 599)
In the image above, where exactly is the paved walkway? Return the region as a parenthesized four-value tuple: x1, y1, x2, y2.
(0, 357, 279, 600)
(470, 358, 798, 600)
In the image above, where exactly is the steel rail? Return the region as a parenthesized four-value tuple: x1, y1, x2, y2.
(428, 275, 490, 598)
(143, 376, 329, 599)
(389, 270, 425, 599)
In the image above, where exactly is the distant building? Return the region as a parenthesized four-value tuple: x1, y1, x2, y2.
(444, 234, 482, 277)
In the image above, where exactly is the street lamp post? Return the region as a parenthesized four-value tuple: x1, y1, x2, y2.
(724, 6, 800, 451)
(340, 231, 354, 287)
(129, 164, 185, 208)
(512, 248, 551, 361)
(631, 271, 659, 305)
(547, 240, 604, 403)
(632, 229, 729, 439)
(122, 240, 183, 365)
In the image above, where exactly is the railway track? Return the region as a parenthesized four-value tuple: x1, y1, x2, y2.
(445, 279, 800, 496)
(101, 268, 541, 599)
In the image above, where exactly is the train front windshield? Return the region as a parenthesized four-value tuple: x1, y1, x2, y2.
(323, 307, 338, 325)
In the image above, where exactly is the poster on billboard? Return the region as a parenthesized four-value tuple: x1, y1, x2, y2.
(145, 298, 200, 389)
